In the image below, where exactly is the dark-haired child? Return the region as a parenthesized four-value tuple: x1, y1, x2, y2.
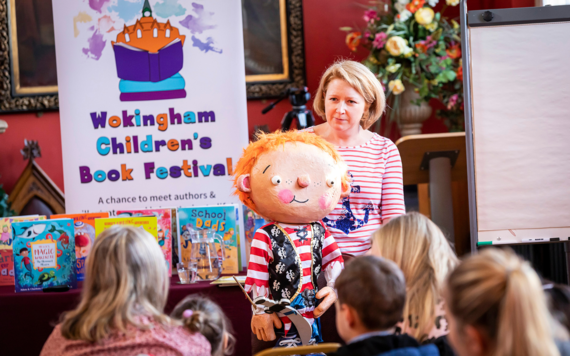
(329, 256, 436, 356)
(172, 295, 235, 356)
(17, 247, 33, 280)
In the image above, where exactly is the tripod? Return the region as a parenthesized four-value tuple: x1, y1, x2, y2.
(262, 87, 315, 131)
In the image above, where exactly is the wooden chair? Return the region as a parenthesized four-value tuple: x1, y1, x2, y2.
(253, 343, 341, 356)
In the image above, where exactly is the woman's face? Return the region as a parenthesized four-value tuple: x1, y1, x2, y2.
(324, 79, 368, 133)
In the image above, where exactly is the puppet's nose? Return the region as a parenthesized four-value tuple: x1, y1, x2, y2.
(297, 175, 311, 188)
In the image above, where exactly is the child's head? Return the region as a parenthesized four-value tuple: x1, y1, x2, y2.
(19, 247, 29, 256)
(61, 225, 170, 342)
(2, 225, 7, 232)
(370, 212, 459, 341)
(334, 255, 406, 342)
(445, 248, 559, 356)
(171, 295, 235, 356)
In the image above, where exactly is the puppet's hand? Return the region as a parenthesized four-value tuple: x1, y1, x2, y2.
(251, 313, 283, 342)
(313, 287, 337, 318)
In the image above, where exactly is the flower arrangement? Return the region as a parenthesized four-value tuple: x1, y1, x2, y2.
(343, 0, 464, 131)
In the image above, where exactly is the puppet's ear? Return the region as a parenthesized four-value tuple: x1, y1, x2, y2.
(237, 174, 251, 193)
(340, 180, 351, 198)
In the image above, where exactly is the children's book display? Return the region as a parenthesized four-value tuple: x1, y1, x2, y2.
(12, 219, 77, 292)
(94, 216, 158, 241)
(0, 215, 46, 286)
(117, 209, 173, 275)
(52, 212, 109, 281)
(177, 205, 240, 275)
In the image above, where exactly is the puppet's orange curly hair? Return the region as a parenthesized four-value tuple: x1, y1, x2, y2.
(233, 130, 350, 215)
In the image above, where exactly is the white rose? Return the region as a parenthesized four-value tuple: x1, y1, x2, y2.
(397, 9, 412, 22)
(385, 36, 410, 56)
(415, 7, 435, 25)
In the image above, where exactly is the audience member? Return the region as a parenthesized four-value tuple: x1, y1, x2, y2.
(445, 248, 560, 356)
(328, 255, 437, 356)
(369, 212, 458, 354)
(40, 226, 210, 356)
(172, 295, 235, 356)
(543, 282, 570, 355)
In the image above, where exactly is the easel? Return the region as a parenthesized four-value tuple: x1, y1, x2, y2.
(396, 133, 468, 252)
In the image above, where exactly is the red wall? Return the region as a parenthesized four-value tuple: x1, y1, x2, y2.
(0, 0, 535, 195)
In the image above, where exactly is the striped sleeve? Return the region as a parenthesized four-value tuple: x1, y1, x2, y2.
(380, 139, 406, 222)
(320, 222, 344, 269)
(244, 227, 273, 296)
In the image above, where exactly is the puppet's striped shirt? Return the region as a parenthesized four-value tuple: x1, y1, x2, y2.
(245, 221, 343, 333)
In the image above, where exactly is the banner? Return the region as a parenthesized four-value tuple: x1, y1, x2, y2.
(53, 0, 249, 214)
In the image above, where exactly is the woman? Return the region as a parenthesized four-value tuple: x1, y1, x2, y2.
(445, 248, 560, 356)
(308, 60, 405, 256)
(369, 212, 458, 354)
(40, 226, 210, 356)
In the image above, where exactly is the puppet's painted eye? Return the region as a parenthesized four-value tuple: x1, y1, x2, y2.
(271, 176, 282, 185)
(326, 178, 335, 187)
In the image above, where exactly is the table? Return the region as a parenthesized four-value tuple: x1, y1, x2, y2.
(0, 277, 343, 355)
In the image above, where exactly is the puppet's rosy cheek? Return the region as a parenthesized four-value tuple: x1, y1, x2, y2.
(277, 189, 294, 204)
(319, 194, 332, 210)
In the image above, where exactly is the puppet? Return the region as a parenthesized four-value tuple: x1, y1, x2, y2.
(233, 131, 350, 347)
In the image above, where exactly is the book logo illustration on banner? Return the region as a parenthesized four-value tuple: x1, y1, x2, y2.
(111, 0, 187, 102)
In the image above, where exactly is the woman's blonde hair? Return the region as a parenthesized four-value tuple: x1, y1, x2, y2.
(446, 248, 560, 356)
(313, 60, 386, 130)
(172, 295, 235, 356)
(60, 226, 171, 342)
(370, 212, 459, 341)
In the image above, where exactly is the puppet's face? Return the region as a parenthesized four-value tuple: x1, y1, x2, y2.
(237, 142, 349, 224)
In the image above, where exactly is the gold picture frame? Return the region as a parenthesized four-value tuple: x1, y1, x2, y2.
(0, 0, 59, 112)
(244, 0, 307, 99)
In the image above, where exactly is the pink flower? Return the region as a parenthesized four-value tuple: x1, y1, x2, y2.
(364, 9, 379, 23)
(372, 32, 388, 49)
(364, 31, 371, 39)
(424, 36, 437, 49)
(447, 94, 459, 110)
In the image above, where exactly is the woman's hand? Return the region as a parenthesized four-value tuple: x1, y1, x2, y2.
(251, 313, 282, 341)
(314, 286, 337, 318)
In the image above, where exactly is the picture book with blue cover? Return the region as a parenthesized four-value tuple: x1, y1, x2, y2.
(177, 205, 240, 274)
(12, 219, 77, 293)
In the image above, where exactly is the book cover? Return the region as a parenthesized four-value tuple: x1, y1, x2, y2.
(177, 205, 240, 275)
(12, 219, 77, 292)
(117, 209, 172, 275)
(0, 216, 46, 286)
(94, 216, 158, 242)
(51, 212, 110, 281)
(242, 206, 267, 268)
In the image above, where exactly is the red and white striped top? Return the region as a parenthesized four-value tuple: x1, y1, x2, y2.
(306, 128, 406, 256)
(245, 221, 344, 332)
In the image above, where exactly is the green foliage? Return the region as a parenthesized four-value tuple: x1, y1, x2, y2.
(0, 185, 15, 218)
(345, 1, 464, 130)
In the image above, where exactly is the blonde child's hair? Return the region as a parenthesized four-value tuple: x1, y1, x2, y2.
(313, 60, 386, 130)
(171, 295, 235, 356)
(60, 225, 171, 342)
(446, 248, 560, 356)
(232, 130, 350, 215)
(370, 212, 459, 341)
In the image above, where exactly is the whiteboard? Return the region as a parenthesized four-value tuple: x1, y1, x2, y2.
(463, 5, 570, 245)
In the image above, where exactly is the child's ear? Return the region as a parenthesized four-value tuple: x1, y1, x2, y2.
(237, 174, 251, 193)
